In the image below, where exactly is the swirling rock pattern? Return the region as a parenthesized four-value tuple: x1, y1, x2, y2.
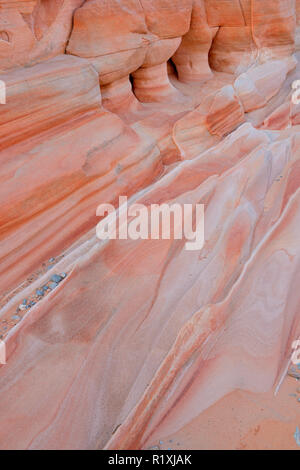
(0, 0, 299, 450)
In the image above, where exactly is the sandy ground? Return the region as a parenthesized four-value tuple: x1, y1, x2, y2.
(148, 374, 300, 450)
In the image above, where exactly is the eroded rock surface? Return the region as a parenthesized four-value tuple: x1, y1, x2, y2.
(0, 0, 299, 450)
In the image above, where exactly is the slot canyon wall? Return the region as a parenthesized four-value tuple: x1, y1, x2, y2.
(0, 0, 300, 450)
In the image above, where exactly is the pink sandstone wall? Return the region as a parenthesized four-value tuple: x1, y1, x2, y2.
(0, 0, 299, 450)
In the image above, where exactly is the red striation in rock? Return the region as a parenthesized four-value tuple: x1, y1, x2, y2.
(0, 0, 85, 71)
(252, 0, 296, 60)
(0, 0, 299, 451)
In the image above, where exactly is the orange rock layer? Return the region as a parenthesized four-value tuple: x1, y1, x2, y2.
(0, 0, 299, 450)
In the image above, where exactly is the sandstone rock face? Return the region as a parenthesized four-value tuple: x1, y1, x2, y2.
(172, 0, 213, 82)
(252, 0, 296, 59)
(234, 57, 297, 112)
(296, 0, 300, 50)
(0, 0, 299, 451)
(0, 0, 85, 71)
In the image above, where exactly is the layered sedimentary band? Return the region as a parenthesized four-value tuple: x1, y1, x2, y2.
(0, 0, 299, 450)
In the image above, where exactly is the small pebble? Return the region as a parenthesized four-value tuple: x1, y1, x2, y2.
(22, 299, 27, 305)
(36, 289, 44, 297)
(49, 258, 55, 263)
(19, 304, 27, 311)
(50, 274, 62, 283)
(49, 282, 58, 290)
(42, 286, 49, 292)
(11, 315, 20, 321)
(61, 273, 67, 279)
